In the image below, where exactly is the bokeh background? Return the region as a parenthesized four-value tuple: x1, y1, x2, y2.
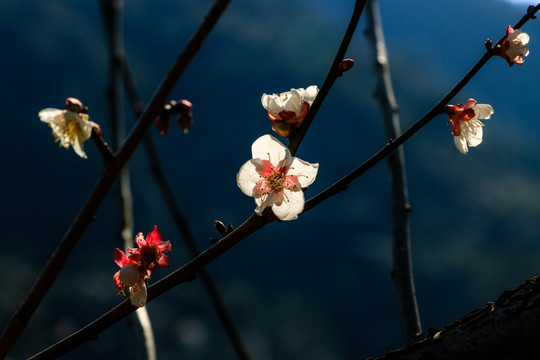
(1, 0, 540, 359)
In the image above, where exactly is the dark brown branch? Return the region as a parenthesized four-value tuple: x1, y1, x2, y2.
(120, 59, 251, 360)
(372, 273, 540, 360)
(28, 213, 273, 359)
(288, 0, 367, 156)
(366, 0, 420, 343)
(303, 4, 540, 214)
(0, 0, 231, 357)
(25, 5, 540, 358)
(90, 128, 116, 162)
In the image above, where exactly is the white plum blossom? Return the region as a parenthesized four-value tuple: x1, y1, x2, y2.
(39, 97, 93, 158)
(446, 99, 494, 154)
(501, 25, 529, 66)
(237, 134, 318, 221)
(261, 86, 319, 137)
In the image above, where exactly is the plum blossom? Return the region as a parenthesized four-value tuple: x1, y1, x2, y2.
(237, 134, 318, 221)
(39, 97, 98, 158)
(446, 99, 494, 154)
(113, 225, 171, 307)
(261, 86, 318, 138)
(499, 25, 529, 66)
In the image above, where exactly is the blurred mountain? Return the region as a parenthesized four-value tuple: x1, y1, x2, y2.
(1, 0, 540, 359)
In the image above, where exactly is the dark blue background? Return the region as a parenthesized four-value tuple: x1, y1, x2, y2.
(1, 0, 540, 359)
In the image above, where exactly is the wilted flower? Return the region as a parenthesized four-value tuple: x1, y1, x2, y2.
(113, 225, 171, 307)
(39, 97, 96, 158)
(499, 25, 529, 66)
(445, 99, 494, 154)
(237, 134, 318, 221)
(261, 86, 318, 138)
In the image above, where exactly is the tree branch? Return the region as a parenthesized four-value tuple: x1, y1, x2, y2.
(0, 0, 231, 357)
(120, 58, 251, 360)
(366, 0, 420, 343)
(372, 273, 540, 360)
(288, 0, 367, 156)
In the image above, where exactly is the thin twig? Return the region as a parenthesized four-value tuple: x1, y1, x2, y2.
(120, 59, 251, 360)
(288, 0, 367, 156)
(365, 0, 421, 343)
(0, 0, 231, 357)
(27, 5, 540, 359)
(304, 4, 540, 213)
(98, 0, 157, 358)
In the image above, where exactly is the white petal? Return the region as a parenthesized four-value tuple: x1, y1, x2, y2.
(237, 159, 262, 197)
(464, 120, 483, 147)
(282, 89, 303, 114)
(472, 104, 493, 120)
(513, 30, 530, 45)
(454, 135, 468, 154)
(71, 134, 88, 159)
(287, 157, 319, 188)
(38, 108, 63, 123)
(130, 279, 147, 307)
(271, 189, 305, 221)
(302, 85, 319, 105)
(261, 93, 283, 114)
(251, 134, 290, 166)
(254, 191, 281, 216)
(118, 264, 140, 287)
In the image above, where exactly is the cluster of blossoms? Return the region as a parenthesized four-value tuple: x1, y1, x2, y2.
(261, 86, 318, 138)
(445, 99, 494, 154)
(237, 134, 318, 221)
(39, 97, 100, 158)
(497, 25, 530, 66)
(113, 226, 171, 307)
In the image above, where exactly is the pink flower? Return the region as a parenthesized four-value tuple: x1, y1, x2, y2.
(113, 225, 171, 307)
(446, 99, 494, 154)
(261, 86, 318, 138)
(237, 135, 318, 221)
(499, 25, 529, 66)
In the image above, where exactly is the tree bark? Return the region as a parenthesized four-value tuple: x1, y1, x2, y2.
(373, 273, 540, 360)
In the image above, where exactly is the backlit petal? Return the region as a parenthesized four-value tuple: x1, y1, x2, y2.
(251, 134, 290, 166)
(454, 136, 468, 154)
(237, 159, 262, 196)
(472, 104, 494, 120)
(287, 158, 319, 188)
(271, 189, 305, 221)
(146, 225, 162, 245)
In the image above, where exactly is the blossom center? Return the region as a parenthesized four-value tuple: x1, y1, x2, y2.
(139, 243, 161, 270)
(265, 169, 286, 192)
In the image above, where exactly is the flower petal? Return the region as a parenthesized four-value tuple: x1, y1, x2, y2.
(472, 104, 494, 120)
(254, 191, 282, 216)
(38, 108, 63, 123)
(146, 225, 162, 245)
(158, 240, 172, 253)
(237, 159, 263, 196)
(454, 135, 468, 154)
(463, 120, 483, 147)
(114, 248, 131, 267)
(287, 158, 319, 188)
(158, 253, 170, 267)
(135, 232, 146, 248)
(251, 134, 290, 166)
(130, 278, 147, 307)
(271, 189, 305, 221)
(302, 85, 319, 105)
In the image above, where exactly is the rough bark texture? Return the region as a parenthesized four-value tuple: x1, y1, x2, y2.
(373, 273, 540, 360)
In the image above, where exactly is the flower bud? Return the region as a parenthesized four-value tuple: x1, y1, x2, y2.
(338, 58, 355, 73)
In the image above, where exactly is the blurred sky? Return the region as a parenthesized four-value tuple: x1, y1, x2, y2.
(1, 0, 540, 359)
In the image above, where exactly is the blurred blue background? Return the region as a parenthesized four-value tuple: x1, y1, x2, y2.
(1, 0, 540, 359)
